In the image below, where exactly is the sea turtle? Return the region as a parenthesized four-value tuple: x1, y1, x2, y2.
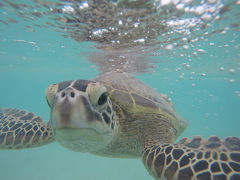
(0, 72, 240, 180)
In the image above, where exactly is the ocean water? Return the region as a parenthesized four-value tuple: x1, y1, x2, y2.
(0, 0, 239, 180)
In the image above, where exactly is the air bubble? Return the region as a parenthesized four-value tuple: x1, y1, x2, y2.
(221, 30, 227, 34)
(185, 64, 191, 69)
(175, 67, 181, 71)
(235, 91, 240, 98)
(161, 0, 172, 6)
(193, 52, 198, 56)
(172, 0, 180, 5)
(182, 0, 193, 3)
(201, 13, 212, 21)
(119, 55, 125, 59)
(62, 5, 74, 13)
(79, 2, 89, 9)
(118, 20, 123, 25)
(184, 7, 190, 12)
(195, 6, 205, 15)
(207, 0, 217, 3)
(134, 23, 139, 27)
(219, 67, 224, 71)
(229, 69, 235, 73)
(176, 3, 185, 10)
(197, 49, 206, 53)
(133, 38, 145, 43)
(165, 44, 173, 50)
(179, 73, 184, 79)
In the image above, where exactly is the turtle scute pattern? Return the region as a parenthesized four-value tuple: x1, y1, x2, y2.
(142, 136, 240, 180)
(0, 108, 54, 149)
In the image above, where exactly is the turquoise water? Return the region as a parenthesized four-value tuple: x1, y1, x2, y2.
(0, 0, 240, 180)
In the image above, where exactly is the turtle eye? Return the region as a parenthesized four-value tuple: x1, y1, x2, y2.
(98, 92, 108, 106)
(86, 82, 108, 108)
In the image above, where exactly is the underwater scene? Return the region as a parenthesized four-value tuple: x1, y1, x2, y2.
(0, 0, 240, 179)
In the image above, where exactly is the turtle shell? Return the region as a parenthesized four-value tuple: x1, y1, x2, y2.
(93, 72, 188, 138)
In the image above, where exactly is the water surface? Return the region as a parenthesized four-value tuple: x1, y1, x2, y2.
(0, 0, 240, 179)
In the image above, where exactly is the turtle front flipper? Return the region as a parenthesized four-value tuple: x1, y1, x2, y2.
(0, 108, 54, 149)
(142, 136, 240, 180)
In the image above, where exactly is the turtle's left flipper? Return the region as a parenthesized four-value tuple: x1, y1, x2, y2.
(0, 108, 54, 149)
(142, 136, 240, 180)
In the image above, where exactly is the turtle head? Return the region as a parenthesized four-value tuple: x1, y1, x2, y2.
(46, 80, 116, 152)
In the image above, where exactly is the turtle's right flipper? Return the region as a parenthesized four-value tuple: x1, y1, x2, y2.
(0, 108, 54, 149)
(142, 136, 240, 180)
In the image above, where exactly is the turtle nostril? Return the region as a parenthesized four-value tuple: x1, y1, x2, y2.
(70, 92, 75, 98)
(61, 92, 66, 98)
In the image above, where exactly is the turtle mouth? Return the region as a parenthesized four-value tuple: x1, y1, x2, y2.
(55, 127, 103, 136)
(54, 127, 114, 143)
(55, 128, 98, 143)
(54, 127, 113, 152)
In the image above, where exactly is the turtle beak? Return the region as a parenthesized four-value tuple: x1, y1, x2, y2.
(51, 88, 87, 129)
(52, 97, 73, 129)
(51, 87, 102, 130)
